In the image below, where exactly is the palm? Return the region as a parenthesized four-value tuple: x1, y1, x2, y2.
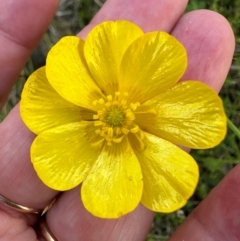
(0, 0, 235, 240)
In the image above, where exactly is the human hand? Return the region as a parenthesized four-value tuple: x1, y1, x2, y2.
(0, 0, 235, 241)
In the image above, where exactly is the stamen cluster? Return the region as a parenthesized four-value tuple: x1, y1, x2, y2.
(92, 92, 141, 146)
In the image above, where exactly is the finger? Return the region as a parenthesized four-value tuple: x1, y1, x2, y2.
(79, 0, 188, 38)
(0, 0, 59, 109)
(172, 9, 235, 91)
(0, 0, 59, 223)
(44, 6, 234, 241)
(0, 107, 58, 209)
(0, 211, 37, 241)
(46, 188, 154, 241)
(168, 163, 240, 241)
(1, 0, 188, 227)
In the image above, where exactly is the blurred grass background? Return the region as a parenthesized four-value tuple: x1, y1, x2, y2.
(0, 0, 240, 240)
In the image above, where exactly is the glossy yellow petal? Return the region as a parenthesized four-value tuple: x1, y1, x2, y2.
(119, 32, 187, 103)
(135, 81, 227, 149)
(20, 67, 85, 134)
(81, 138, 143, 218)
(31, 122, 101, 191)
(46, 36, 104, 111)
(84, 20, 144, 95)
(134, 133, 199, 212)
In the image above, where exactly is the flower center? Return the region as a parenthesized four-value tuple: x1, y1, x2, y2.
(106, 107, 125, 127)
(91, 92, 145, 147)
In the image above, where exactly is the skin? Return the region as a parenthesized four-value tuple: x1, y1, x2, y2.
(0, 0, 236, 240)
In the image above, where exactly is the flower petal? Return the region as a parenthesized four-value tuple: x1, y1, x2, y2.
(81, 138, 143, 218)
(31, 122, 101, 191)
(119, 31, 187, 103)
(46, 36, 104, 110)
(135, 81, 227, 149)
(20, 67, 87, 134)
(134, 133, 199, 212)
(84, 20, 144, 95)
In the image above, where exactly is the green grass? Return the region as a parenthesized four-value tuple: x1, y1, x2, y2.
(1, 0, 240, 240)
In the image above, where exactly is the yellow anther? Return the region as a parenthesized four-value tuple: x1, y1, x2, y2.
(130, 103, 137, 111)
(131, 125, 139, 133)
(95, 129, 101, 134)
(105, 102, 111, 108)
(97, 110, 105, 115)
(102, 126, 108, 132)
(101, 122, 107, 127)
(122, 128, 130, 135)
(91, 138, 104, 147)
(107, 95, 113, 101)
(99, 117, 105, 122)
(115, 127, 122, 135)
(125, 121, 133, 126)
(134, 105, 156, 115)
(107, 127, 113, 138)
(112, 136, 124, 143)
(105, 135, 112, 142)
(100, 130, 105, 136)
(94, 121, 103, 126)
(98, 98, 105, 104)
(93, 115, 99, 120)
(130, 102, 141, 111)
(125, 110, 135, 120)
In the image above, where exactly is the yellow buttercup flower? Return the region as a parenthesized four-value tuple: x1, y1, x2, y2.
(20, 20, 226, 218)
